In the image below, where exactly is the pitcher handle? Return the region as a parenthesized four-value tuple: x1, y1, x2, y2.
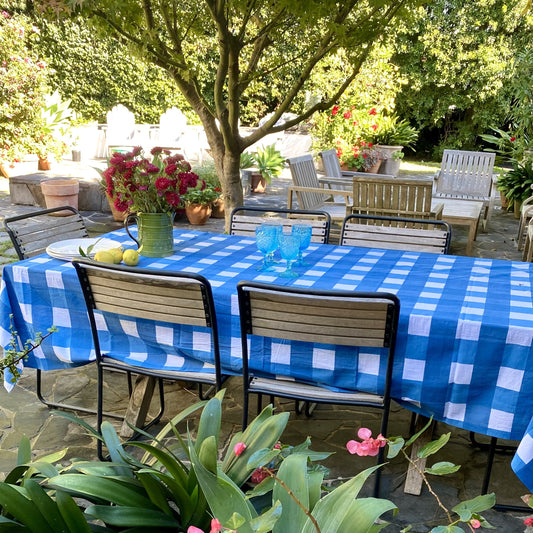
(125, 214, 140, 249)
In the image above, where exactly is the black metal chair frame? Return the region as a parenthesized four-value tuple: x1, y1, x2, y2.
(237, 280, 400, 497)
(73, 259, 226, 459)
(230, 206, 332, 243)
(341, 214, 452, 254)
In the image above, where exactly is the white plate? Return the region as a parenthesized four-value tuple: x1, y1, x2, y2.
(46, 238, 119, 260)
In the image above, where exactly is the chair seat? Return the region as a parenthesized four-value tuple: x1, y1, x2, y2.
(249, 377, 384, 406)
(101, 355, 218, 385)
(434, 191, 490, 202)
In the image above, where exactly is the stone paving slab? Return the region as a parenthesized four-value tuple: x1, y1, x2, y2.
(0, 162, 529, 531)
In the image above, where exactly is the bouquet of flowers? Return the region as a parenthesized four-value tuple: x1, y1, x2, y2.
(101, 147, 203, 214)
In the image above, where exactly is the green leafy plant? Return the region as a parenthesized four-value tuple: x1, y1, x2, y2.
(0, 394, 495, 533)
(369, 115, 419, 149)
(183, 183, 221, 206)
(495, 160, 533, 208)
(252, 144, 285, 184)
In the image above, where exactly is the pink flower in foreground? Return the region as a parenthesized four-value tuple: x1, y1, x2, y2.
(525, 517, 533, 526)
(187, 527, 205, 533)
(234, 442, 246, 456)
(346, 428, 387, 457)
(210, 518, 222, 533)
(470, 518, 481, 529)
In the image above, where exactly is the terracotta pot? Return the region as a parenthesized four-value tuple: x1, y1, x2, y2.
(251, 172, 267, 193)
(365, 161, 382, 174)
(185, 203, 212, 225)
(38, 157, 52, 171)
(40, 179, 79, 215)
(106, 193, 128, 222)
(211, 198, 225, 219)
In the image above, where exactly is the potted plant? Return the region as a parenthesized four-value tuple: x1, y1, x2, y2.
(193, 160, 225, 218)
(496, 160, 533, 217)
(182, 182, 220, 225)
(240, 144, 285, 194)
(337, 142, 384, 173)
(379, 149, 404, 177)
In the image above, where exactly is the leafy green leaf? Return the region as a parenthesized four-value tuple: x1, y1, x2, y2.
(451, 493, 495, 521)
(85, 505, 181, 527)
(55, 490, 93, 533)
(425, 462, 460, 476)
(386, 436, 405, 459)
(250, 501, 282, 533)
(418, 433, 450, 458)
(405, 416, 434, 448)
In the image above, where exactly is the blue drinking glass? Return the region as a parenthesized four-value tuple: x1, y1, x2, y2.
(261, 221, 282, 264)
(292, 224, 312, 267)
(255, 226, 276, 271)
(279, 233, 300, 278)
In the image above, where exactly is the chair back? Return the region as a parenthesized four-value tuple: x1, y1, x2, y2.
(286, 154, 325, 210)
(230, 206, 331, 243)
(319, 149, 343, 178)
(352, 176, 439, 219)
(159, 107, 188, 147)
(341, 214, 451, 254)
(435, 150, 495, 198)
(106, 104, 136, 145)
(4, 206, 88, 260)
(72, 259, 222, 386)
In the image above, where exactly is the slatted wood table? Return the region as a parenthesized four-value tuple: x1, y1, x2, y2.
(432, 199, 483, 256)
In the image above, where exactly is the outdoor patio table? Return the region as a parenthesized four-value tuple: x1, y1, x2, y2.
(2, 226, 533, 491)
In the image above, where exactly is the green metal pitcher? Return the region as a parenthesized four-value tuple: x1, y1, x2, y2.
(125, 212, 175, 257)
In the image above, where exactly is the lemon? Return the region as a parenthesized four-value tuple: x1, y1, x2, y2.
(94, 250, 115, 263)
(122, 249, 139, 266)
(109, 247, 123, 264)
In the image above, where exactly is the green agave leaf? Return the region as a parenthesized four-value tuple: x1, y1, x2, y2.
(131, 442, 189, 487)
(4, 465, 31, 485)
(226, 512, 246, 529)
(250, 501, 282, 533)
(0, 483, 54, 533)
(85, 505, 180, 528)
(245, 477, 275, 499)
(55, 490, 93, 533)
(431, 526, 464, 532)
(25, 461, 60, 479)
(33, 448, 68, 466)
(246, 449, 280, 471)
(336, 497, 397, 533)
(273, 454, 309, 533)
(140, 400, 208, 463)
(52, 411, 102, 438)
(225, 411, 290, 487)
(308, 470, 324, 511)
(17, 436, 31, 466)
(24, 479, 69, 533)
(66, 461, 129, 477)
(195, 397, 222, 453)
(198, 436, 218, 474)
(418, 433, 450, 458)
(46, 474, 156, 508)
(301, 465, 380, 533)
(0, 514, 30, 531)
(452, 493, 495, 521)
(101, 422, 132, 476)
(189, 439, 256, 533)
(425, 462, 460, 476)
(136, 471, 174, 516)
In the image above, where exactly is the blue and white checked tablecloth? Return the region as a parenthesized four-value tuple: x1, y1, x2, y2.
(2, 227, 533, 490)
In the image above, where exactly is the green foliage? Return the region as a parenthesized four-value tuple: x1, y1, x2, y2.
(369, 115, 418, 149)
(0, 11, 48, 162)
(253, 145, 285, 184)
(182, 183, 220, 206)
(495, 160, 533, 206)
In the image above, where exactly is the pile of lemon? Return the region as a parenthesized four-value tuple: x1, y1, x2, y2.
(94, 247, 139, 266)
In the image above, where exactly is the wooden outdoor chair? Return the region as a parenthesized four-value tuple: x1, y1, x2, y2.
(433, 150, 496, 230)
(73, 259, 226, 459)
(237, 280, 400, 497)
(341, 214, 452, 254)
(351, 175, 444, 220)
(286, 154, 352, 230)
(230, 206, 331, 243)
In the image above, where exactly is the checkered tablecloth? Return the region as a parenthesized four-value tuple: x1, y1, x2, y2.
(2, 227, 533, 490)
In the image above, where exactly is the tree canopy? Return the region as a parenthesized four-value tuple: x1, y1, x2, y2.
(38, 0, 419, 222)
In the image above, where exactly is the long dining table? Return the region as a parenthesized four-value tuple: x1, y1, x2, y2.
(2, 226, 533, 491)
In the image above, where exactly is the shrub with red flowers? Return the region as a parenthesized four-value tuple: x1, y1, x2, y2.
(336, 140, 383, 171)
(100, 146, 202, 214)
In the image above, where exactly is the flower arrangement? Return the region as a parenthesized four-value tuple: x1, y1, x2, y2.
(100, 146, 202, 214)
(336, 141, 383, 171)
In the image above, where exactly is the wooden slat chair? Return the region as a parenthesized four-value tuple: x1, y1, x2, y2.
(2, 206, 104, 414)
(517, 194, 533, 252)
(341, 214, 452, 254)
(237, 280, 400, 497)
(73, 259, 226, 459)
(286, 154, 352, 225)
(433, 149, 496, 230)
(352, 175, 444, 220)
(230, 206, 331, 244)
(4, 206, 89, 260)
